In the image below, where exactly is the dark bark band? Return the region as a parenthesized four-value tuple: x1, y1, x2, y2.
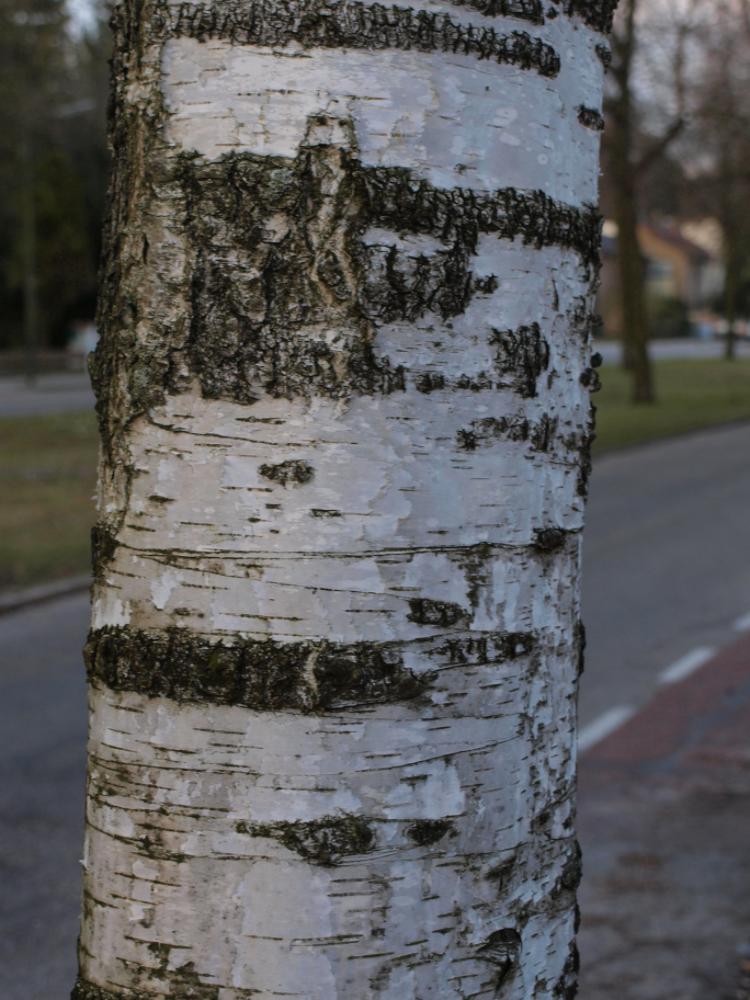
(154, 0, 561, 78)
(85, 624, 535, 710)
(72, 977, 218, 999)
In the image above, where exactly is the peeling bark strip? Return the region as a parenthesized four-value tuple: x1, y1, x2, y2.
(159, 0, 562, 77)
(85, 624, 537, 710)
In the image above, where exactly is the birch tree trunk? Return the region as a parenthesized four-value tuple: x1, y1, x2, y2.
(73, 2, 613, 997)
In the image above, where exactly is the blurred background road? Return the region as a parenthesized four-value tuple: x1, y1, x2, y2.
(1, 420, 749, 999)
(0, 374, 94, 418)
(3, 0, 750, 996)
(594, 337, 750, 365)
(582, 421, 750, 725)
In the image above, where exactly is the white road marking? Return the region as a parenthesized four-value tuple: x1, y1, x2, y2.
(578, 706, 636, 753)
(658, 647, 715, 686)
(733, 611, 750, 633)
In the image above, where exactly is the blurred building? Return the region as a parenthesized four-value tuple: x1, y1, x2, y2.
(599, 220, 725, 338)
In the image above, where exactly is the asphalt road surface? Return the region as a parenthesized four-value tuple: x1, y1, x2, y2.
(1, 422, 749, 998)
(581, 422, 750, 725)
(0, 374, 95, 418)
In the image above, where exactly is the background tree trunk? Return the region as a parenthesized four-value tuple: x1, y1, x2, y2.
(608, 0, 654, 403)
(73, 2, 612, 996)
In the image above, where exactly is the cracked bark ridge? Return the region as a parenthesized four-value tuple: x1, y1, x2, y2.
(574, 619, 587, 677)
(364, 168, 602, 266)
(491, 322, 550, 398)
(361, 242, 493, 324)
(177, 144, 407, 405)
(553, 941, 580, 999)
(237, 815, 376, 865)
(560, 0, 618, 33)
(449, 0, 617, 33)
(576, 400, 597, 498)
(176, 149, 600, 406)
(457, 413, 559, 452)
(90, 523, 118, 581)
(158, 0, 562, 78)
(92, 136, 601, 438)
(447, 0, 544, 24)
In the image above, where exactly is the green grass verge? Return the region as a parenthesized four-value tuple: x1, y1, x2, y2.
(0, 410, 98, 592)
(0, 359, 748, 591)
(595, 358, 750, 451)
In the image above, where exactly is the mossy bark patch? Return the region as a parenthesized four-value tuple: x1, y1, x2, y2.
(408, 598, 471, 628)
(238, 814, 376, 865)
(85, 626, 430, 711)
(72, 976, 218, 999)
(158, 0, 561, 78)
(258, 459, 315, 486)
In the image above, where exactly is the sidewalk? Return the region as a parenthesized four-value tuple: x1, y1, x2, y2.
(578, 632, 750, 1000)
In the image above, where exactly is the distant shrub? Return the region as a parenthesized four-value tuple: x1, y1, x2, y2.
(648, 296, 691, 339)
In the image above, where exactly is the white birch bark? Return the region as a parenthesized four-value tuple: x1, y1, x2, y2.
(74, 1, 614, 997)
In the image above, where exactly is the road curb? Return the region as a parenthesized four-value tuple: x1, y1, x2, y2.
(0, 575, 91, 616)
